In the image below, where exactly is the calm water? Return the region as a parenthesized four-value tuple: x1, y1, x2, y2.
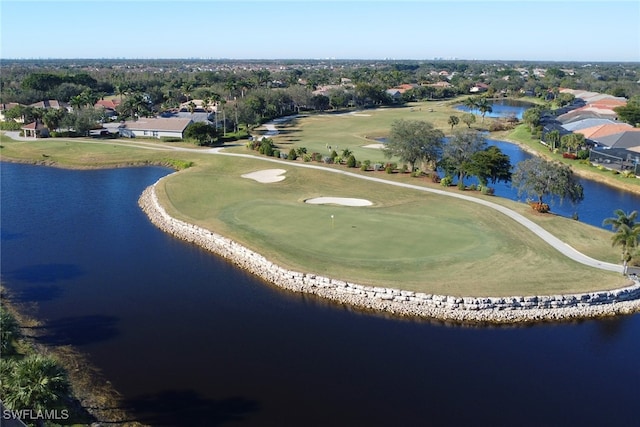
(480, 140, 640, 227)
(455, 99, 534, 119)
(1, 162, 640, 427)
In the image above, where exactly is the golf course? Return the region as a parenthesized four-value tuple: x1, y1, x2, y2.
(1, 100, 635, 298)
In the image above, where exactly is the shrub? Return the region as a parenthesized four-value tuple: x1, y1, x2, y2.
(401, 164, 409, 173)
(346, 155, 356, 168)
(622, 170, 636, 178)
(360, 164, 368, 171)
(273, 149, 280, 158)
(431, 174, 441, 183)
(577, 150, 590, 160)
(469, 184, 477, 191)
(529, 201, 550, 212)
(288, 148, 298, 160)
(562, 152, 577, 159)
(440, 176, 453, 187)
(330, 150, 338, 160)
(611, 169, 620, 174)
(480, 186, 495, 195)
(303, 154, 312, 162)
(361, 160, 371, 171)
(457, 180, 465, 190)
(385, 166, 393, 174)
(0, 121, 22, 131)
(311, 152, 322, 162)
(161, 137, 183, 142)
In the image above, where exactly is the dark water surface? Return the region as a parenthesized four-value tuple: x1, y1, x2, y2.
(1, 162, 639, 427)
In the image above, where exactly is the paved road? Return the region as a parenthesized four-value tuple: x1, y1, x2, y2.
(2, 129, 624, 273)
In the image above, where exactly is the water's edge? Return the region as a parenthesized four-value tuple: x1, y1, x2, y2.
(139, 176, 640, 325)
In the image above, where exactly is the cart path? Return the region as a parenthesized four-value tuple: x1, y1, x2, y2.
(2, 130, 624, 273)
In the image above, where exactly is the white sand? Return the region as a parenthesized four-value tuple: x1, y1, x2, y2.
(362, 143, 385, 149)
(305, 197, 373, 207)
(241, 169, 287, 183)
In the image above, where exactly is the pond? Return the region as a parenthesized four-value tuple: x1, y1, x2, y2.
(1, 162, 639, 426)
(454, 99, 535, 119)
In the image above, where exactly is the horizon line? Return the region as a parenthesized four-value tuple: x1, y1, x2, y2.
(2, 57, 639, 64)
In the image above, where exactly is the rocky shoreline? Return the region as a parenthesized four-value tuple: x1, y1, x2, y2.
(139, 177, 640, 324)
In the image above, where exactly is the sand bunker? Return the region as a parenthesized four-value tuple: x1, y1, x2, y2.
(363, 143, 385, 149)
(305, 197, 373, 207)
(242, 169, 287, 183)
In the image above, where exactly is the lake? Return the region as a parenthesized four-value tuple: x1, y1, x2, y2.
(454, 99, 535, 119)
(1, 162, 639, 427)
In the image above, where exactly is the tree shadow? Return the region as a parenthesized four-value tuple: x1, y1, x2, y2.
(124, 390, 260, 427)
(34, 315, 120, 346)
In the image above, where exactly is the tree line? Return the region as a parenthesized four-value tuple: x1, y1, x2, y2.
(384, 119, 584, 207)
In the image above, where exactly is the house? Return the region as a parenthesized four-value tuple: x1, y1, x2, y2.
(595, 131, 640, 149)
(470, 83, 489, 93)
(575, 123, 638, 144)
(29, 100, 69, 111)
(115, 117, 193, 139)
(385, 89, 403, 101)
(21, 120, 49, 138)
(94, 99, 121, 118)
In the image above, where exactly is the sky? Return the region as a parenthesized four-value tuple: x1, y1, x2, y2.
(1, 0, 639, 62)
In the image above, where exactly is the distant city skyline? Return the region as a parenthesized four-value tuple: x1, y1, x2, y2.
(1, 1, 639, 62)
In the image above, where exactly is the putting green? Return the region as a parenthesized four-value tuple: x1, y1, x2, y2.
(157, 155, 627, 296)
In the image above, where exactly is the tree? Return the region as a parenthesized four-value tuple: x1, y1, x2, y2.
(0, 308, 20, 355)
(1, 354, 70, 416)
(440, 129, 487, 183)
(522, 107, 542, 132)
(545, 129, 561, 150)
(462, 96, 478, 113)
(512, 157, 584, 207)
(468, 145, 512, 187)
(447, 115, 459, 130)
(603, 210, 640, 274)
(184, 122, 217, 146)
(476, 97, 493, 122)
(62, 107, 102, 136)
(560, 133, 585, 153)
(384, 119, 444, 172)
(42, 108, 66, 133)
(609, 224, 640, 274)
(613, 96, 640, 127)
(461, 112, 476, 129)
(603, 209, 638, 232)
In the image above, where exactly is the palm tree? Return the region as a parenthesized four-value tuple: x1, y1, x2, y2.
(603, 209, 638, 231)
(0, 308, 20, 355)
(2, 354, 70, 419)
(462, 96, 478, 114)
(603, 210, 639, 274)
(448, 115, 459, 130)
(476, 97, 493, 122)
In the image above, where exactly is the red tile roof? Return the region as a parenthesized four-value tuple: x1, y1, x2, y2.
(576, 123, 638, 140)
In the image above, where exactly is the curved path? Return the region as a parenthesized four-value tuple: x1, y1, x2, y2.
(2, 129, 624, 273)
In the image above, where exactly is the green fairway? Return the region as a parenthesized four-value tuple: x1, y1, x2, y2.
(156, 154, 627, 296)
(1, 107, 631, 297)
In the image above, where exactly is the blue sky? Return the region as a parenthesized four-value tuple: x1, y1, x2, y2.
(1, 1, 639, 61)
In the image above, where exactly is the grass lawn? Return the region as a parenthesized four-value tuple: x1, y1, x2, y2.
(1, 109, 631, 297)
(156, 154, 627, 297)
